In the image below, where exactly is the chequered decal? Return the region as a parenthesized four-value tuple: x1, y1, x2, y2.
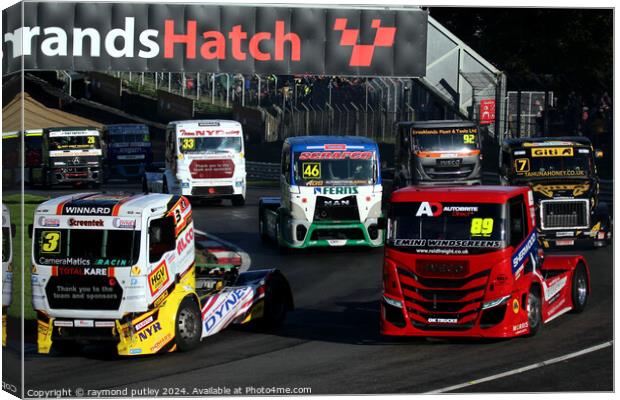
(333, 18, 396, 67)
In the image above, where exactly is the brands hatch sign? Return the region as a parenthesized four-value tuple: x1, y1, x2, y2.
(2, 2, 427, 77)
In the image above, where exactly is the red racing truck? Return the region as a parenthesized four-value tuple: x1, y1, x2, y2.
(381, 186, 590, 338)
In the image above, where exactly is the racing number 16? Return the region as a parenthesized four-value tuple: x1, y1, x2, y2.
(470, 218, 494, 237)
(41, 231, 61, 253)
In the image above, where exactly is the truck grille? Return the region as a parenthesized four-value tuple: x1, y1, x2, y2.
(540, 199, 589, 230)
(314, 196, 359, 221)
(397, 263, 490, 331)
(423, 163, 475, 181)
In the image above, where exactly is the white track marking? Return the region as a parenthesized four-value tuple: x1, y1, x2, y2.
(426, 341, 613, 394)
(194, 229, 252, 272)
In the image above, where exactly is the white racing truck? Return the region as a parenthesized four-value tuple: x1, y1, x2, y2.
(144, 120, 247, 206)
(259, 136, 385, 250)
(30, 193, 292, 356)
(2, 204, 14, 346)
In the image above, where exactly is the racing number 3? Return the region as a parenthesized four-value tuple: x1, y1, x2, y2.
(302, 163, 321, 179)
(41, 231, 61, 253)
(470, 218, 494, 237)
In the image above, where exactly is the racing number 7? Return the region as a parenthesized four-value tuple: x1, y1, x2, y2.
(514, 158, 530, 172)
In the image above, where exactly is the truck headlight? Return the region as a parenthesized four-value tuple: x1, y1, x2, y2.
(383, 295, 403, 309)
(481, 295, 511, 310)
(235, 179, 244, 187)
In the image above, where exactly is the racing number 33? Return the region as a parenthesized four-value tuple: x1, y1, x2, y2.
(302, 162, 321, 179)
(181, 138, 195, 150)
(41, 231, 61, 253)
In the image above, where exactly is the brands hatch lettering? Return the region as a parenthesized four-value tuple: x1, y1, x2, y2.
(511, 231, 537, 275)
(313, 187, 359, 195)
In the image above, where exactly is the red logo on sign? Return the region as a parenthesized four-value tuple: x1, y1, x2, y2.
(333, 18, 396, 67)
(480, 99, 496, 125)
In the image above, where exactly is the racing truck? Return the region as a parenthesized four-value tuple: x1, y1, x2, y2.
(30, 193, 293, 355)
(144, 120, 247, 206)
(393, 120, 482, 188)
(259, 136, 384, 250)
(2, 204, 14, 346)
(499, 137, 610, 248)
(103, 124, 153, 181)
(381, 185, 590, 338)
(25, 127, 104, 188)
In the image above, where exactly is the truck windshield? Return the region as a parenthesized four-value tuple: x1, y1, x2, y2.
(49, 135, 100, 150)
(293, 153, 376, 186)
(2, 227, 10, 262)
(514, 151, 592, 178)
(33, 228, 140, 266)
(109, 134, 149, 143)
(412, 133, 479, 152)
(178, 137, 242, 153)
(387, 202, 506, 255)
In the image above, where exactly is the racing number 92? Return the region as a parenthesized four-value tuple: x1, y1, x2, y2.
(302, 163, 321, 179)
(463, 134, 476, 144)
(41, 231, 61, 253)
(470, 218, 494, 237)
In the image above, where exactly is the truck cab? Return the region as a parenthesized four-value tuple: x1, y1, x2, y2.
(395, 120, 482, 187)
(259, 136, 384, 250)
(31, 193, 292, 355)
(2, 204, 14, 346)
(144, 120, 246, 206)
(499, 137, 610, 248)
(37, 127, 103, 188)
(381, 186, 590, 338)
(103, 124, 152, 180)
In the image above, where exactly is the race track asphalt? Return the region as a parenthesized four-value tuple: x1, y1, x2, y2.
(3, 184, 614, 395)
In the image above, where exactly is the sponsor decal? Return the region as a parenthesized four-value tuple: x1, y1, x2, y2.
(412, 127, 478, 135)
(556, 239, 575, 246)
(74, 319, 95, 328)
(176, 228, 195, 255)
(512, 299, 520, 314)
(524, 170, 586, 178)
(62, 206, 112, 215)
(313, 187, 359, 195)
(305, 180, 324, 187)
(94, 259, 129, 267)
(415, 202, 443, 217)
(113, 218, 136, 229)
(48, 130, 99, 137)
(134, 315, 155, 332)
(532, 184, 590, 198)
(148, 261, 170, 296)
(511, 231, 537, 275)
(322, 199, 351, 207)
(131, 265, 141, 276)
(427, 317, 458, 324)
(178, 129, 240, 137)
(150, 333, 172, 353)
(531, 147, 574, 157)
(556, 231, 574, 238)
(393, 238, 502, 249)
(544, 277, 567, 301)
(38, 217, 60, 227)
(68, 218, 104, 227)
(327, 239, 348, 246)
(204, 288, 250, 333)
(513, 322, 528, 332)
(56, 266, 108, 276)
(299, 151, 373, 160)
(38, 257, 90, 266)
(138, 322, 161, 341)
(129, 348, 143, 355)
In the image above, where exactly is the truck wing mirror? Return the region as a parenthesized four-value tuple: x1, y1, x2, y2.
(28, 224, 33, 238)
(377, 217, 388, 230)
(595, 149, 604, 159)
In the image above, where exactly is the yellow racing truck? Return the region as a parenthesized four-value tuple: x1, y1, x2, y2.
(31, 193, 292, 355)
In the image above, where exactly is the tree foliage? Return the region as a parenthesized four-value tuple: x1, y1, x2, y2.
(429, 8, 613, 95)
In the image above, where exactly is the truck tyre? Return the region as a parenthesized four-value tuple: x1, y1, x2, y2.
(570, 263, 588, 313)
(175, 297, 202, 352)
(526, 286, 542, 337)
(231, 195, 245, 207)
(260, 276, 288, 330)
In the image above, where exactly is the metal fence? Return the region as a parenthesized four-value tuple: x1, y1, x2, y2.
(502, 91, 554, 138)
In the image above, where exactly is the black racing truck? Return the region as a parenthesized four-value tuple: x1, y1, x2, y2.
(393, 120, 482, 188)
(499, 136, 611, 248)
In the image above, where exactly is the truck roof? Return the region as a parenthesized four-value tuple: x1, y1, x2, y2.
(168, 120, 241, 128)
(36, 193, 177, 218)
(503, 136, 592, 149)
(285, 135, 378, 151)
(391, 185, 529, 204)
(397, 120, 477, 129)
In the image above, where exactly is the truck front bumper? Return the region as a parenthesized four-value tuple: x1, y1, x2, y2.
(539, 219, 611, 248)
(280, 219, 384, 249)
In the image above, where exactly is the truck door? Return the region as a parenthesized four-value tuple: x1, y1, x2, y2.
(147, 215, 176, 297)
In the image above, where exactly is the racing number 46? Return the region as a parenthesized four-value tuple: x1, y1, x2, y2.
(41, 231, 61, 253)
(302, 162, 321, 179)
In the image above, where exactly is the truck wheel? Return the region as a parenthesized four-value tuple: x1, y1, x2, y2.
(571, 264, 588, 313)
(526, 286, 542, 337)
(231, 195, 245, 207)
(175, 297, 202, 352)
(260, 277, 288, 329)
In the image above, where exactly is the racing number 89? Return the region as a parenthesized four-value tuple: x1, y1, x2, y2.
(463, 134, 475, 144)
(302, 163, 321, 179)
(470, 218, 494, 237)
(41, 231, 61, 253)
(181, 138, 195, 150)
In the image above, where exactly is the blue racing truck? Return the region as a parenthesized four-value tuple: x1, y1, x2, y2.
(259, 136, 384, 251)
(103, 124, 152, 181)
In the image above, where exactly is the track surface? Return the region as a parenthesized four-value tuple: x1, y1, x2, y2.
(4, 183, 614, 395)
